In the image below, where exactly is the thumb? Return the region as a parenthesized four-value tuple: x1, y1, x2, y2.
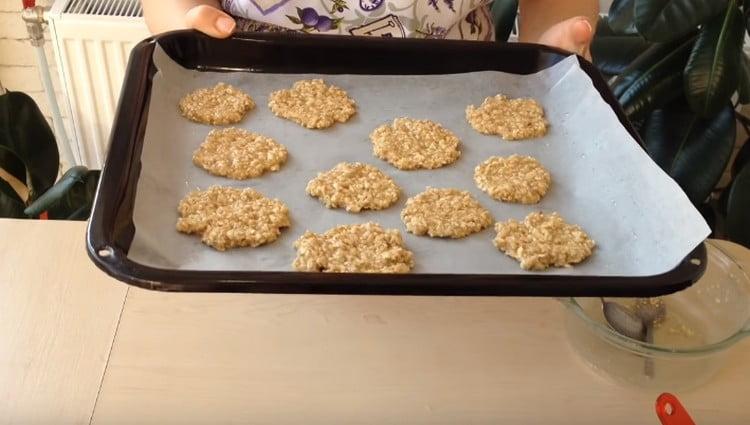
(565, 17, 594, 59)
(538, 16, 594, 58)
(570, 17, 594, 45)
(185, 5, 236, 39)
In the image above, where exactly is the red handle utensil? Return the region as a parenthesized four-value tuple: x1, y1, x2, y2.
(656, 393, 696, 425)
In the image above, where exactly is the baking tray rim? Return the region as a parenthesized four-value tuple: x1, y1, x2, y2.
(85, 30, 708, 296)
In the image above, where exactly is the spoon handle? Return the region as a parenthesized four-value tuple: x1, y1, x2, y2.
(644, 324, 655, 378)
(656, 393, 696, 425)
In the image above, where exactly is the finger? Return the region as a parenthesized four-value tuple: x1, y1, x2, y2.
(570, 18, 594, 54)
(581, 44, 592, 61)
(185, 5, 236, 39)
(538, 16, 594, 57)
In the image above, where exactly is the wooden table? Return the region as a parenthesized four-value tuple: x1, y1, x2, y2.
(2, 219, 749, 424)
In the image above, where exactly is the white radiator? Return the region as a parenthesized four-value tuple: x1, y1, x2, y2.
(48, 0, 149, 168)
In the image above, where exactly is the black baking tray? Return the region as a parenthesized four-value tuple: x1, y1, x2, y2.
(86, 30, 707, 296)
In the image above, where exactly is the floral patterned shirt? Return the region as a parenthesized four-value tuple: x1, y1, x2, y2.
(221, 0, 494, 40)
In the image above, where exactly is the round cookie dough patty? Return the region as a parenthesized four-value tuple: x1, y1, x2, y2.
(268, 79, 356, 129)
(493, 212, 595, 271)
(193, 128, 288, 179)
(466, 95, 548, 140)
(179, 83, 255, 125)
(306, 162, 400, 212)
(176, 186, 290, 251)
(400, 187, 493, 238)
(293, 222, 414, 273)
(474, 155, 551, 204)
(370, 118, 461, 170)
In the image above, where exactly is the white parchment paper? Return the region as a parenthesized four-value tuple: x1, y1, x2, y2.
(126, 46, 710, 276)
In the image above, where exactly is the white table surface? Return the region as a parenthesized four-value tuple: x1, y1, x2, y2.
(2, 219, 749, 424)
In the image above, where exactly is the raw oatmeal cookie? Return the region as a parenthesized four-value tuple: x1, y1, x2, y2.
(268, 79, 356, 129)
(493, 212, 595, 271)
(400, 187, 493, 238)
(193, 128, 288, 179)
(306, 162, 400, 212)
(178, 83, 255, 125)
(293, 222, 414, 273)
(474, 155, 551, 204)
(176, 186, 290, 251)
(466, 95, 548, 140)
(370, 118, 461, 170)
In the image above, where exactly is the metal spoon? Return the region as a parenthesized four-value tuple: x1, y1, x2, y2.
(601, 298, 646, 340)
(634, 298, 666, 378)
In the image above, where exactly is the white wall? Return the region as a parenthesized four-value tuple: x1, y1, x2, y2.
(1, 1, 60, 116)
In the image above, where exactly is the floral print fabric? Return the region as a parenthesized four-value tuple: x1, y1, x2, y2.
(222, 0, 494, 40)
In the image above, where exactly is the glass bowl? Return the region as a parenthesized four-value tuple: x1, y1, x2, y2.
(562, 240, 750, 391)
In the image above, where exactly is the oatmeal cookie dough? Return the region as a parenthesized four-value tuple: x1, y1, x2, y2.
(493, 212, 595, 271)
(306, 162, 400, 212)
(193, 128, 288, 179)
(268, 79, 356, 129)
(466, 95, 548, 140)
(176, 186, 290, 251)
(400, 187, 493, 238)
(293, 222, 414, 273)
(370, 118, 461, 170)
(178, 83, 255, 125)
(474, 155, 551, 204)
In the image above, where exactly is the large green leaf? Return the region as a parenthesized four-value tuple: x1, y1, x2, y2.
(634, 0, 729, 42)
(726, 164, 750, 247)
(592, 34, 652, 76)
(0, 149, 26, 185)
(684, 2, 745, 117)
(738, 54, 750, 104)
(608, 0, 638, 35)
(595, 18, 616, 37)
(491, 0, 518, 42)
(611, 37, 695, 120)
(24, 166, 100, 220)
(630, 117, 646, 134)
(0, 175, 26, 218)
(621, 72, 684, 120)
(642, 103, 736, 205)
(0, 91, 59, 201)
(611, 36, 694, 97)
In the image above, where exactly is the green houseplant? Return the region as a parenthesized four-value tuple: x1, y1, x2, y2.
(0, 84, 99, 220)
(590, 0, 750, 248)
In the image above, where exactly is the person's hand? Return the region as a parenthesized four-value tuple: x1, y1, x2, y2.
(185, 4, 236, 38)
(536, 16, 594, 60)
